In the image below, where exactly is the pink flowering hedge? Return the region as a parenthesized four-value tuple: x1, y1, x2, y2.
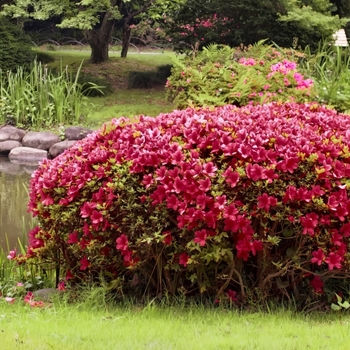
(19, 102, 350, 303)
(166, 44, 315, 110)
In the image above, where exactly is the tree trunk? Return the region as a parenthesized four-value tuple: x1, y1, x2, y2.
(121, 23, 131, 58)
(87, 32, 110, 64)
(85, 12, 116, 64)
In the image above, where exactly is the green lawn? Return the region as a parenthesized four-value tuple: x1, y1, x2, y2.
(0, 301, 349, 349)
(87, 89, 175, 126)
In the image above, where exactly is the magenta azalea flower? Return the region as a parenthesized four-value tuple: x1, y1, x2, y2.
(246, 164, 266, 181)
(116, 234, 129, 251)
(325, 252, 342, 270)
(300, 213, 319, 236)
(226, 289, 238, 302)
(311, 249, 325, 266)
(79, 256, 90, 271)
(257, 193, 277, 211)
(310, 276, 324, 294)
(194, 229, 208, 246)
(179, 253, 190, 267)
(162, 231, 173, 245)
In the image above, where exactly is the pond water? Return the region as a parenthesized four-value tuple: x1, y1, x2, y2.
(0, 156, 37, 252)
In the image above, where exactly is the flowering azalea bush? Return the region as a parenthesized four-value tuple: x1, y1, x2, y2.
(16, 102, 350, 304)
(166, 44, 315, 109)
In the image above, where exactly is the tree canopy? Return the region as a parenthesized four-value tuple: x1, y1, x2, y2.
(1, 0, 348, 63)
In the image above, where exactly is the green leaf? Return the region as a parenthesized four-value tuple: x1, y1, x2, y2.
(336, 293, 342, 303)
(286, 248, 297, 258)
(331, 303, 342, 311)
(282, 228, 294, 237)
(339, 301, 350, 309)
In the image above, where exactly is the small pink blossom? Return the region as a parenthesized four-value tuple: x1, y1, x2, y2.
(57, 280, 66, 291)
(5, 297, 15, 304)
(7, 249, 16, 260)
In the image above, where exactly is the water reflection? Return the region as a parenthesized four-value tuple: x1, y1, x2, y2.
(0, 156, 37, 251)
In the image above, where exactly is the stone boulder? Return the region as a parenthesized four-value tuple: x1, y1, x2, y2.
(22, 131, 60, 150)
(0, 140, 22, 154)
(8, 147, 48, 165)
(64, 126, 93, 141)
(33, 288, 58, 301)
(0, 125, 26, 142)
(49, 140, 77, 158)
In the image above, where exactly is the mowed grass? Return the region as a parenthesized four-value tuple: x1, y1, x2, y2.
(0, 301, 350, 350)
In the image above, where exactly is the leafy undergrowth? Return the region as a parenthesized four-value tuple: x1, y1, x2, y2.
(16, 102, 350, 308)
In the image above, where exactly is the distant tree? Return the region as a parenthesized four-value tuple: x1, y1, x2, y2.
(164, 0, 348, 52)
(1, 0, 179, 63)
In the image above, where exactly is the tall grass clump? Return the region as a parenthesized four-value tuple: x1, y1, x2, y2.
(300, 42, 350, 113)
(0, 60, 93, 128)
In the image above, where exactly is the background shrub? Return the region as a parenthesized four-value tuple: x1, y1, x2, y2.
(19, 102, 350, 306)
(128, 64, 172, 89)
(166, 44, 315, 109)
(77, 73, 113, 97)
(0, 18, 34, 72)
(33, 51, 56, 64)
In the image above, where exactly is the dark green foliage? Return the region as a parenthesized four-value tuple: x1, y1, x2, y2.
(0, 18, 34, 71)
(156, 64, 173, 81)
(128, 64, 172, 89)
(164, 0, 346, 53)
(33, 51, 55, 64)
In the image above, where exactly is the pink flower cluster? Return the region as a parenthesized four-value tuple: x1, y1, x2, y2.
(2, 291, 46, 307)
(23, 102, 350, 296)
(241, 58, 313, 91)
(177, 14, 232, 38)
(167, 49, 315, 110)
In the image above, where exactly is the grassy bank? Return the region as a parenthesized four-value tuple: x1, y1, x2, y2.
(87, 89, 173, 126)
(1, 301, 349, 349)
